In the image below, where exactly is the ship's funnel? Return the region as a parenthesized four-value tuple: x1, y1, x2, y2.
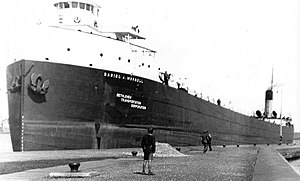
(264, 68, 274, 118)
(264, 89, 273, 118)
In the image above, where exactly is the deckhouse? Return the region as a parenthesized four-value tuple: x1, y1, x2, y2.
(53, 1, 101, 31)
(12, 0, 160, 82)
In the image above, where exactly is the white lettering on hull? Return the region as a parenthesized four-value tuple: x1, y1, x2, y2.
(104, 72, 143, 83)
(116, 93, 146, 110)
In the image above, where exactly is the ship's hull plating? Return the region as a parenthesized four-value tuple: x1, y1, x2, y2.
(6, 60, 294, 151)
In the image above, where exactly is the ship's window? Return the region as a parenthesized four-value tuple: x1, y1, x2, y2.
(64, 2, 70, 8)
(72, 2, 78, 8)
(79, 2, 85, 9)
(59, 15, 63, 23)
(91, 5, 94, 14)
(59, 2, 64, 9)
(97, 8, 99, 16)
(86, 4, 91, 11)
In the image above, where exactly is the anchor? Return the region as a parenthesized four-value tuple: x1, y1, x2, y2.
(8, 76, 21, 93)
(8, 63, 34, 93)
(28, 73, 50, 95)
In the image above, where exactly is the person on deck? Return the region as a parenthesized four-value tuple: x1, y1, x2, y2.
(159, 71, 171, 86)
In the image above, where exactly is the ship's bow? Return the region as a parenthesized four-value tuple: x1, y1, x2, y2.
(6, 61, 23, 151)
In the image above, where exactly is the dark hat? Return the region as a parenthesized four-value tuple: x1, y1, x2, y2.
(148, 126, 154, 134)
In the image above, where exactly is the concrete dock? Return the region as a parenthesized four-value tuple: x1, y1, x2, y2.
(0, 144, 299, 181)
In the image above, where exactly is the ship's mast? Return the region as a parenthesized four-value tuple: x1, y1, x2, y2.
(271, 67, 274, 90)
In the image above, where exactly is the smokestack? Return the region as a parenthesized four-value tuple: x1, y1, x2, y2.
(264, 68, 274, 118)
(264, 89, 273, 118)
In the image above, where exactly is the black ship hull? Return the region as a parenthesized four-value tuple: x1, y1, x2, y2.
(6, 60, 294, 151)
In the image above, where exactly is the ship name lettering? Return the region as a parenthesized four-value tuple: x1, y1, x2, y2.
(104, 72, 143, 83)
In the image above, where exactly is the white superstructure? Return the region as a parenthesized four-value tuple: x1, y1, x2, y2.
(12, 0, 162, 82)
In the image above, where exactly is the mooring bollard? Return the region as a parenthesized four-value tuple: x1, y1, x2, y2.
(68, 162, 80, 172)
(132, 151, 138, 156)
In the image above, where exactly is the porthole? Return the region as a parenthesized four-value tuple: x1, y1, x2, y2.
(74, 16, 81, 23)
(67, 48, 70, 51)
(128, 59, 130, 63)
(100, 53, 103, 57)
(118, 57, 121, 60)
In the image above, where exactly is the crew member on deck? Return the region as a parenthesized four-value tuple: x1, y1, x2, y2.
(217, 99, 221, 106)
(159, 71, 171, 86)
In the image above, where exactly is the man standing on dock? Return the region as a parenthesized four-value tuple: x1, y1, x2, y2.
(141, 126, 156, 175)
(202, 130, 212, 153)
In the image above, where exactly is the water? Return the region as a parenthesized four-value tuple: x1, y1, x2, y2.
(289, 140, 300, 174)
(0, 133, 13, 153)
(290, 159, 300, 175)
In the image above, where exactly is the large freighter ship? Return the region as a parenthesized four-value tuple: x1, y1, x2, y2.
(6, 0, 294, 151)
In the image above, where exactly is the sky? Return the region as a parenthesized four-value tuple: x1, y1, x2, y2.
(0, 0, 299, 131)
